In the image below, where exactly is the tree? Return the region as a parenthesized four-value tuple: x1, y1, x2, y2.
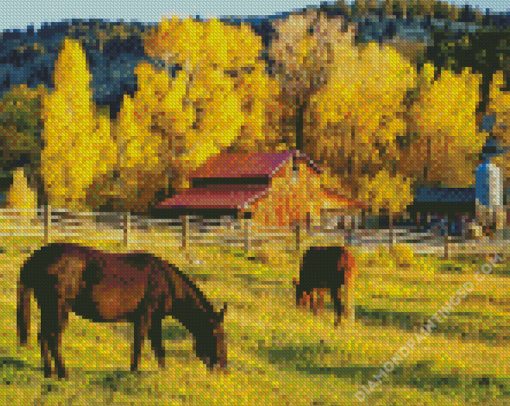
(267, 10, 357, 152)
(334, 0, 352, 17)
(41, 38, 117, 211)
(358, 169, 413, 245)
(305, 42, 417, 196)
(484, 71, 510, 188)
(144, 17, 284, 192)
(5, 167, 37, 224)
(0, 83, 48, 207)
(107, 62, 189, 212)
(404, 65, 484, 187)
(358, 169, 413, 216)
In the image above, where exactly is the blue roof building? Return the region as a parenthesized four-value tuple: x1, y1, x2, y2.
(408, 118, 507, 234)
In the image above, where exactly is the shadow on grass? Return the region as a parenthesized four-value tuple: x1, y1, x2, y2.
(84, 369, 165, 405)
(0, 356, 43, 385)
(260, 343, 510, 401)
(356, 306, 510, 344)
(162, 324, 190, 341)
(111, 323, 190, 342)
(291, 304, 510, 345)
(260, 342, 379, 383)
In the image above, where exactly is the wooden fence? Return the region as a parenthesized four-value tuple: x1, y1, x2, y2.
(0, 206, 506, 257)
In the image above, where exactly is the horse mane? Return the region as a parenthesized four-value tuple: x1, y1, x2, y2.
(155, 256, 220, 317)
(20, 243, 74, 285)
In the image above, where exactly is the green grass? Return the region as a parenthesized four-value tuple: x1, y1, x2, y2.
(1, 236, 510, 405)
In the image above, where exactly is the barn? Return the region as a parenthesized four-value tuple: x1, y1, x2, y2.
(153, 150, 367, 228)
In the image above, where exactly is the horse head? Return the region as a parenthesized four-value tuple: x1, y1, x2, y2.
(195, 302, 228, 370)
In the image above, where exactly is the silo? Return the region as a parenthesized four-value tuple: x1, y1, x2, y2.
(475, 137, 505, 238)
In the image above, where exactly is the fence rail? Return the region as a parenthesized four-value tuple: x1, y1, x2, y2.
(0, 206, 506, 257)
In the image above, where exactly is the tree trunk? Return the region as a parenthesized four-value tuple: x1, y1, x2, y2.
(424, 137, 431, 183)
(296, 100, 307, 152)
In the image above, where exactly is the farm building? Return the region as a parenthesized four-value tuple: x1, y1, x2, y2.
(407, 135, 507, 237)
(0, 171, 13, 209)
(153, 150, 367, 229)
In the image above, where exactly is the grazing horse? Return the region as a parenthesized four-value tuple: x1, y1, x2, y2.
(17, 243, 227, 379)
(293, 246, 356, 327)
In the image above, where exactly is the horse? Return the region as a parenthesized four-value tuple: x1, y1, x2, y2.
(293, 246, 356, 327)
(17, 243, 227, 379)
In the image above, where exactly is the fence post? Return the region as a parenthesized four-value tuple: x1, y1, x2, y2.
(243, 215, 251, 254)
(43, 205, 51, 244)
(444, 216, 450, 260)
(123, 212, 130, 248)
(388, 214, 394, 247)
(349, 215, 356, 245)
(461, 215, 466, 244)
(295, 223, 301, 253)
(181, 215, 189, 250)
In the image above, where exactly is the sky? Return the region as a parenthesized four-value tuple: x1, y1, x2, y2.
(1, 0, 510, 33)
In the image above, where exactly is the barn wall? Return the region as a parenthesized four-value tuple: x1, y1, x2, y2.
(249, 160, 323, 227)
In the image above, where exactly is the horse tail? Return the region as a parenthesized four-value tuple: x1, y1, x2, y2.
(17, 279, 31, 346)
(340, 248, 356, 287)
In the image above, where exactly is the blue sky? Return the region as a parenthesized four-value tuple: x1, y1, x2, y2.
(1, 0, 510, 33)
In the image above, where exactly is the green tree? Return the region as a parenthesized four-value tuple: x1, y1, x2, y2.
(0, 84, 48, 207)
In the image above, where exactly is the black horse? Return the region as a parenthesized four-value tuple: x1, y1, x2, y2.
(17, 243, 227, 379)
(294, 246, 356, 327)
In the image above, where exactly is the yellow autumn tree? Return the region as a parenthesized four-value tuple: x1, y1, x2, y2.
(405, 66, 484, 187)
(5, 167, 38, 224)
(109, 62, 175, 212)
(143, 17, 283, 192)
(268, 10, 357, 152)
(484, 70, 510, 186)
(41, 38, 117, 211)
(228, 62, 284, 153)
(306, 42, 416, 197)
(358, 170, 413, 216)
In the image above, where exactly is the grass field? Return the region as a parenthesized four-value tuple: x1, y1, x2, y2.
(1, 233, 510, 405)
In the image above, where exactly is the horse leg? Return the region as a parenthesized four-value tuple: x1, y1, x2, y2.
(38, 300, 60, 378)
(50, 303, 70, 379)
(311, 290, 319, 315)
(317, 290, 325, 311)
(148, 315, 165, 369)
(38, 331, 52, 378)
(131, 315, 150, 372)
(295, 284, 305, 307)
(331, 287, 344, 328)
(345, 283, 355, 326)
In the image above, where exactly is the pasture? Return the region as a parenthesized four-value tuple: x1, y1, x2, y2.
(0, 232, 510, 405)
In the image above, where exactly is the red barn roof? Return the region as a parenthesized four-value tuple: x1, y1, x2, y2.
(190, 150, 320, 179)
(156, 184, 270, 210)
(154, 151, 366, 212)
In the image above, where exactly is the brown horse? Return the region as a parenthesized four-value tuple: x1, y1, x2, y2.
(294, 246, 356, 327)
(17, 243, 227, 379)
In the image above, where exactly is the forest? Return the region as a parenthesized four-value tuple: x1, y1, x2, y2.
(1, 0, 510, 225)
